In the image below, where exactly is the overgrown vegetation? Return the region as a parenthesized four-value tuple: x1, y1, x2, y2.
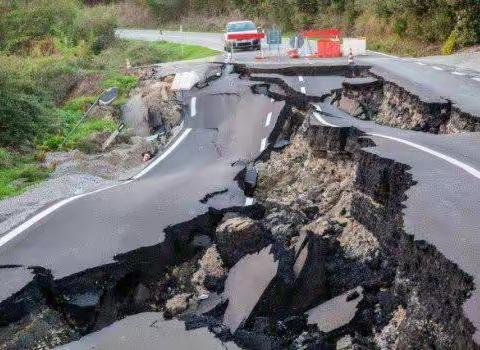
(0, 0, 218, 199)
(116, 0, 480, 56)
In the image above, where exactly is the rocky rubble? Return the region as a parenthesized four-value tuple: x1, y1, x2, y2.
(1, 69, 477, 350)
(336, 75, 480, 134)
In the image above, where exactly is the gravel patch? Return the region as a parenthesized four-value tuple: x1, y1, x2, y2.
(0, 174, 118, 236)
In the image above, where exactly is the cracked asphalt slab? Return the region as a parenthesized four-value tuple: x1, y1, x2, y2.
(0, 73, 284, 304)
(311, 100, 480, 342)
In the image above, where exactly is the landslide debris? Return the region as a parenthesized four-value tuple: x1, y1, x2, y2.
(0, 70, 477, 350)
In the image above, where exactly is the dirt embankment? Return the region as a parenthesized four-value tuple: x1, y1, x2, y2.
(336, 75, 480, 134)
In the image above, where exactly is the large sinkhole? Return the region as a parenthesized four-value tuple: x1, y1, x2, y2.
(0, 64, 477, 350)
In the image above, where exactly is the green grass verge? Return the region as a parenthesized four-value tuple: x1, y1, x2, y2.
(0, 149, 51, 200)
(91, 39, 220, 71)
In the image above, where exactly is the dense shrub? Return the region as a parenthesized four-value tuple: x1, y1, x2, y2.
(0, 0, 80, 53)
(73, 5, 118, 53)
(0, 59, 54, 148)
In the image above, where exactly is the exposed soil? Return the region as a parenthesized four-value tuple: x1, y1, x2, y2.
(336, 75, 480, 134)
(0, 67, 477, 350)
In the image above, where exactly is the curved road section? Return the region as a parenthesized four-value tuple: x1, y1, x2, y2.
(0, 72, 284, 304)
(1, 29, 480, 346)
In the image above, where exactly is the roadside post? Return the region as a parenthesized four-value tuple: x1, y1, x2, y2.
(60, 87, 118, 149)
(180, 25, 184, 58)
(102, 123, 125, 151)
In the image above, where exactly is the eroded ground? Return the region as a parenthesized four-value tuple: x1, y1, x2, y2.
(0, 65, 478, 350)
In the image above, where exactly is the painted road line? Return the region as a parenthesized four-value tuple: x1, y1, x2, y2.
(415, 62, 426, 66)
(452, 71, 467, 76)
(369, 133, 480, 181)
(260, 138, 267, 152)
(432, 66, 444, 71)
(300, 86, 306, 94)
(472, 77, 480, 82)
(298, 76, 304, 82)
(245, 197, 255, 206)
(134, 128, 192, 179)
(0, 127, 194, 247)
(190, 97, 197, 117)
(313, 112, 339, 128)
(367, 50, 398, 59)
(265, 112, 273, 127)
(0, 183, 121, 248)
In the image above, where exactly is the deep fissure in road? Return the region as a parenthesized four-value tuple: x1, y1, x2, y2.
(0, 67, 477, 349)
(334, 72, 480, 134)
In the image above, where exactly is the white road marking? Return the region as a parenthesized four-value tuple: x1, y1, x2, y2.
(300, 86, 306, 94)
(0, 127, 194, 247)
(368, 133, 480, 180)
(245, 197, 254, 206)
(265, 112, 272, 127)
(367, 50, 398, 59)
(415, 62, 426, 66)
(190, 97, 197, 117)
(134, 128, 192, 179)
(432, 66, 444, 71)
(452, 71, 467, 76)
(313, 112, 339, 128)
(472, 77, 480, 82)
(0, 183, 121, 248)
(298, 76, 304, 82)
(260, 138, 267, 152)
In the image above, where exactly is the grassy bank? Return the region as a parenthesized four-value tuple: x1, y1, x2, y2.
(0, 0, 219, 200)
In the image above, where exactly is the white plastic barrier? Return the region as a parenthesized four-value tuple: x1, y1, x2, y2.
(342, 38, 367, 56)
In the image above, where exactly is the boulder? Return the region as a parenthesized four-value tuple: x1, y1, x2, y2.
(191, 246, 227, 295)
(215, 217, 269, 267)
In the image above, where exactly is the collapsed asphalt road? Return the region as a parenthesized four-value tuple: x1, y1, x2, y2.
(1, 63, 480, 349)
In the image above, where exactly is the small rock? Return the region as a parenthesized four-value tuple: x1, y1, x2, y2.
(165, 293, 191, 317)
(336, 335, 353, 350)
